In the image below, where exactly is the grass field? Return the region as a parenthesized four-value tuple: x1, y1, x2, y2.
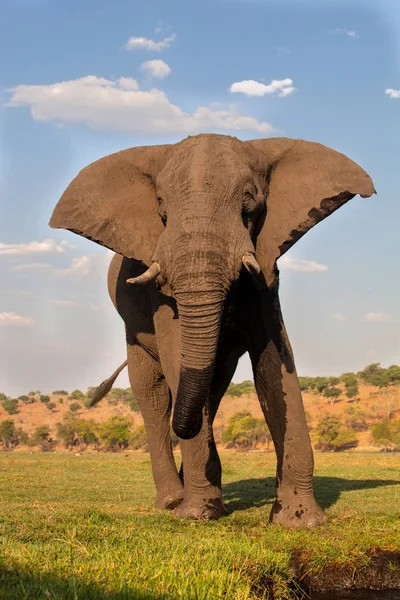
(0, 451, 399, 599)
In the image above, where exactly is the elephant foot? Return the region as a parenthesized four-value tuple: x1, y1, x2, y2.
(269, 493, 328, 529)
(155, 488, 184, 510)
(174, 496, 228, 520)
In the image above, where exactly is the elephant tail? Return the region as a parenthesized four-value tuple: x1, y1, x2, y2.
(88, 360, 128, 407)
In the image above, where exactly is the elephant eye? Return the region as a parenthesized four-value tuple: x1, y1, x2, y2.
(157, 196, 167, 225)
(242, 188, 262, 217)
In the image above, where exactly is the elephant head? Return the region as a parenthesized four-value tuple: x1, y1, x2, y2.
(49, 134, 375, 439)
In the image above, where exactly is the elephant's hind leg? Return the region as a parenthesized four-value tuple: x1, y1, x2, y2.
(248, 290, 327, 528)
(127, 343, 184, 510)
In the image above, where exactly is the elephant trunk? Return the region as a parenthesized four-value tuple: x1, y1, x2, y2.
(172, 290, 224, 440)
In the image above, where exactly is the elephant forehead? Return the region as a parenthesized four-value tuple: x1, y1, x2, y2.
(159, 136, 252, 190)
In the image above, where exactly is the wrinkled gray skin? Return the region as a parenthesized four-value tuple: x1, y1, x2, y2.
(50, 134, 375, 526)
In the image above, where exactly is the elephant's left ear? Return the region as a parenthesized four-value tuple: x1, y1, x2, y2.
(245, 138, 376, 285)
(49, 144, 172, 266)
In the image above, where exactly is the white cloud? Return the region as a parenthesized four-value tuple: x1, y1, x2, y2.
(55, 251, 113, 278)
(7, 76, 274, 134)
(125, 34, 176, 52)
(0, 239, 74, 257)
(278, 256, 328, 272)
(10, 262, 51, 272)
(47, 299, 78, 307)
(385, 88, 400, 99)
(333, 313, 346, 322)
(230, 78, 295, 97)
(141, 60, 171, 79)
(362, 312, 394, 323)
(329, 28, 359, 38)
(0, 312, 35, 327)
(119, 77, 139, 91)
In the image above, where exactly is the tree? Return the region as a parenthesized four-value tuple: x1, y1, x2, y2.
(0, 420, 17, 449)
(18, 395, 30, 403)
(52, 390, 68, 395)
(343, 406, 368, 431)
(40, 395, 50, 404)
(309, 377, 331, 394)
(28, 426, 55, 451)
(225, 381, 255, 398)
(387, 365, 400, 385)
(371, 420, 392, 451)
(323, 386, 341, 405)
(69, 402, 82, 413)
(69, 390, 85, 400)
(46, 402, 57, 412)
(56, 416, 98, 450)
(0, 393, 8, 402)
(314, 415, 358, 451)
(97, 416, 132, 451)
(2, 398, 19, 415)
(129, 425, 147, 450)
(329, 376, 341, 387)
(345, 382, 359, 403)
(222, 411, 271, 448)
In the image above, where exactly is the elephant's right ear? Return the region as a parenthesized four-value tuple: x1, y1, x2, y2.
(49, 144, 172, 265)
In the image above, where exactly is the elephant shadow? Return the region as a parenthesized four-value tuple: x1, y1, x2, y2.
(222, 475, 400, 512)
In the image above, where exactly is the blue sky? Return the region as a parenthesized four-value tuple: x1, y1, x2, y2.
(1, 0, 399, 396)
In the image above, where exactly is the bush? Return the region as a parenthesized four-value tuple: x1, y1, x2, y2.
(371, 419, 400, 451)
(46, 402, 57, 412)
(323, 386, 341, 404)
(226, 381, 255, 398)
(56, 416, 98, 450)
(17, 395, 30, 403)
(0, 420, 27, 449)
(129, 424, 147, 450)
(222, 411, 271, 448)
(2, 398, 19, 415)
(314, 415, 358, 451)
(28, 425, 55, 451)
(69, 390, 85, 400)
(343, 406, 368, 431)
(40, 395, 50, 404)
(69, 402, 82, 413)
(0, 393, 9, 402)
(52, 390, 68, 395)
(58, 397, 64, 404)
(97, 416, 132, 451)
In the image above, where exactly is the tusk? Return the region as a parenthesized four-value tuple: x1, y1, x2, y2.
(126, 262, 161, 285)
(242, 253, 261, 276)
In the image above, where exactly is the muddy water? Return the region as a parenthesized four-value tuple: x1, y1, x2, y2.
(312, 590, 400, 599)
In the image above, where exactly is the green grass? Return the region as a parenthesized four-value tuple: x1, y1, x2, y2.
(0, 451, 399, 599)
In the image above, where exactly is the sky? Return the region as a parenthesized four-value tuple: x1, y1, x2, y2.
(1, 0, 399, 397)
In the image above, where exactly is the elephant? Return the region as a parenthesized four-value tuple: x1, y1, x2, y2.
(49, 133, 375, 527)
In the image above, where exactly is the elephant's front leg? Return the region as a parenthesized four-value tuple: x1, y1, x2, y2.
(174, 329, 245, 519)
(248, 290, 327, 528)
(127, 343, 184, 510)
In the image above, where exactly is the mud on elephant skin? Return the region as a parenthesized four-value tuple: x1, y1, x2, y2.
(49, 133, 375, 527)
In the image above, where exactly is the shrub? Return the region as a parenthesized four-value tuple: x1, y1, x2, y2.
(343, 406, 368, 431)
(58, 397, 64, 404)
(40, 395, 50, 404)
(226, 381, 255, 397)
(18, 395, 30, 403)
(97, 416, 132, 451)
(46, 402, 57, 412)
(371, 419, 400, 451)
(56, 416, 98, 450)
(28, 425, 55, 451)
(69, 390, 85, 400)
(314, 415, 358, 451)
(0, 419, 24, 449)
(69, 402, 82, 413)
(52, 390, 68, 395)
(222, 411, 271, 448)
(2, 398, 19, 415)
(0, 393, 8, 402)
(323, 386, 341, 404)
